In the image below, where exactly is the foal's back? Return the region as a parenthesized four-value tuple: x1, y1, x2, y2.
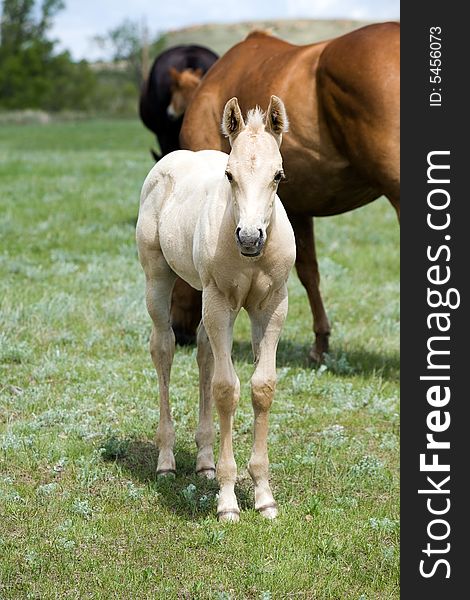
(138, 150, 229, 291)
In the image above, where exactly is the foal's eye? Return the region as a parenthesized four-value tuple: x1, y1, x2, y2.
(225, 171, 233, 182)
(274, 171, 285, 183)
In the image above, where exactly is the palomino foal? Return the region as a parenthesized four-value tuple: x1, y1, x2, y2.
(136, 96, 295, 521)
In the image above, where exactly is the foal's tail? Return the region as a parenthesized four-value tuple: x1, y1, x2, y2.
(140, 167, 160, 207)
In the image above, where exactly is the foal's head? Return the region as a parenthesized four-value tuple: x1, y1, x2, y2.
(167, 67, 204, 120)
(221, 96, 289, 257)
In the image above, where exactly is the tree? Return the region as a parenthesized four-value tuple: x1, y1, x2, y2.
(0, 0, 64, 51)
(93, 19, 167, 88)
(0, 0, 96, 111)
(93, 19, 145, 89)
(88, 20, 168, 116)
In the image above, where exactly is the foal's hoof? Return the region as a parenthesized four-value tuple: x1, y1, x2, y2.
(196, 467, 216, 480)
(258, 503, 278, 520)
(157, 468, 176, 478)
(217, 509, 240, 523)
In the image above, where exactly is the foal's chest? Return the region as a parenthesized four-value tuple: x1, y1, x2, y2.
(214, 266, 278, 312)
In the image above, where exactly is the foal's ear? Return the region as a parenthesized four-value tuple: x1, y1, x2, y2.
(265, 95, 289, 146)
(221, 97, 246, 145)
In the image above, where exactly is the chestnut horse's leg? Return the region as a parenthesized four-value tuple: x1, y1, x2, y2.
(388, 196, 400, 222)
(247, 286, 288, 519)
(195, 321, 216, 478)
(202, 285, 240, 522)
(289, 213, 330, 362)
(170, 279, 202, 346)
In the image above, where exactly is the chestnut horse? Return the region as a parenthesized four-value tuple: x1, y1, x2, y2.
(174, 23, 399, 361)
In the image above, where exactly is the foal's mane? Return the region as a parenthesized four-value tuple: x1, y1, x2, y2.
(245, 107, 265, 134)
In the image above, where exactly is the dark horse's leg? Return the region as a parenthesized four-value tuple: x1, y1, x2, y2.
(289, 213, 330, 362)
(151, 145, 162, 162)
(152, 121, 183, 163)
(171, 279, 202, 346)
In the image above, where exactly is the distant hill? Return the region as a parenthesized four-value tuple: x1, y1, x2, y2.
(161, 19, 378, 56)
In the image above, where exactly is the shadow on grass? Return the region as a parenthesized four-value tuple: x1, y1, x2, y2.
(101, 436, 252, 520)
(232, 338, 399, 381)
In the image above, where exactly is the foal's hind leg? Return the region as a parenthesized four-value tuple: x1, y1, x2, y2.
(247, 286, 289, 519)
(144, 250, 178, 475)
(195, 321, 215, 478)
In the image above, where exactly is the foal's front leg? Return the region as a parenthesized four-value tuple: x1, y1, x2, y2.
(248, 286, 288, 519)
(202, 287, 240, 521)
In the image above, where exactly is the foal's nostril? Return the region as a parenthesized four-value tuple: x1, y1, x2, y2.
(236, 226, 264, 251)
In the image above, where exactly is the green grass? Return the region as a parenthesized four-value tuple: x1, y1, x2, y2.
(0, 119, 399, 599)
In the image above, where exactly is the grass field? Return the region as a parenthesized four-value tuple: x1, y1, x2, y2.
(0, 119, 399, 599)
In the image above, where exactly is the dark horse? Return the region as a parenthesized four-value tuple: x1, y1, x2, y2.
(139, 45, 219, 345)
(139, 44, 219, 162)
(174, 23, 399, 360)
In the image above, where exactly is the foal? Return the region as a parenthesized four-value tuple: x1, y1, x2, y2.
(136, 96, 295, 521)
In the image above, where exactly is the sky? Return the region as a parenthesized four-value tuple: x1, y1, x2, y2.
(50, 0, 400, 61)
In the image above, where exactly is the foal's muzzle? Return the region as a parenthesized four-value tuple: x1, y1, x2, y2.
(236, 226, 265, 257)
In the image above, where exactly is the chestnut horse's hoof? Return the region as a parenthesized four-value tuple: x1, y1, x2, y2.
(309, 346, 323, 364)
(309, 333, 330, 364)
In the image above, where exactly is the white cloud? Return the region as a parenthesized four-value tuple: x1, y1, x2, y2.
(50, 0, 399, 61)
(286, 0, 399, 20)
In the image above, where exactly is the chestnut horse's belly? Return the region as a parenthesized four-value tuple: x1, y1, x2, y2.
(280, 149, 381, 217)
